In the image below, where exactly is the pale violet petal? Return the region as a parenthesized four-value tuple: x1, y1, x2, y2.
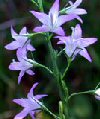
(49, 0, 59, 17)
(79, 48, 92, 62)
(18, 70, 25, 84)
(33, 25, 50, 32)
(56, 36, 70, 44)
(80, 38, 97, 48)
(9, 61, 23, 70)
(27, 83, 39, 98)
(14, 109, 29, 119)
(30, 11, 49, 25)
(26, 70, 35, 76)
(11, 27, 18, 39)
(72, 24, 82, 39)
(27, 44, 36, 51)
(57, 14, 77, 27)
(16, 48, 27, 61)
(53, 27, 65, 36)
(74, 0, 82, 8)
(72, 8, 87, 15)
(13, 99, 30, 108)
(19, 27, 27, 35)
(95, 96, 100, 100)
(5, 41, 20, 50)
(35, 94, 47, 100)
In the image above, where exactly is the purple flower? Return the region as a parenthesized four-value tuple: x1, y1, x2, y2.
(30, 0, 77, 36)
(56, 24, 97, 62)
(64, 0, 87, 23)
(9, 59, 35, 84)
(13, 83, 47, 119)
(5, 27, 35, 52)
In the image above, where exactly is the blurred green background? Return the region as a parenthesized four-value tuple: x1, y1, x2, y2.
(0, 0, 100, 119)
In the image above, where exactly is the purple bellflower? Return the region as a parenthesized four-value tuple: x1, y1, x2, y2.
(9, 58, 35, 84)
(13, 83, 47, 119)
(56, 24, 97, 62)
(64, 0, 87, 23)
(5, 27, 35, 53)
(30, 0, 77, 36)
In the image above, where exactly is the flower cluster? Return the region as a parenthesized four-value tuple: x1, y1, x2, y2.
(5, 27, 35, 84)
(5, 0, 99, 119)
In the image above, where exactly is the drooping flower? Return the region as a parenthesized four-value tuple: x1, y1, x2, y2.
(56, 24, 97, 62)
(5, 27, 35, 52)
(95, 88, 100, 100)
(63, 0, 87, 23)
(9, 58, 35, 84)
(13, 83, 47, 119)
(30, 0, 77, 36)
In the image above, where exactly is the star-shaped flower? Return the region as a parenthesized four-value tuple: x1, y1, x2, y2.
(9, 58, 35, 84)
(30, 0, 77, 36)
(5, 27, 35, 53)
(13, 83, 47, 119)
(56, 24, 97, 62)
(64, 0, 87, 23)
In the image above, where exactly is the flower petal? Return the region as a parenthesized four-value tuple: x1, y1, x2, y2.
(5, 41, 20, 50)
(11, 27, 18, 39)
(95, 96, 100, 100)
(16, 48, 27, 61)
(13, 99, 30, 108)
(71, 24, 82, 39)
(19, 27, 27, 35)
(30, 11, 49, 25)
(14, 109, 29, 119)
(53, 27, 65, 36)
(79, 48, 92, 62)
(80, 38, 97, 47)
(74, 0, 82, 8)
(27, 83, 39, 98)
(57, 14, 77, 27)
(27, 43, 36, 51)
(18, 70, 25, 84)
(9, 61, 22, 70)
(26, 70, 35, 76)
(55, 36, 70, 44)
(73, 8, 87, 15)
(35, 94, 47, 100)
(49, 0, 59, 17)
(33, 25, 50, 32)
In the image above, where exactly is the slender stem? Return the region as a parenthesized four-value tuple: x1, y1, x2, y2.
(46, 34, 70, 119)
(47, 35, 59, 80)
(38, 63, 55, 77)
(68, 90, 95, 100)
(33, 97, 60, 119)
(61, 58, 71, 80)
(95, 82, 100, 89)
(38, 0, 44, 12)
(31, 0, 39, 7)
(57, 49, 65, 57)
(17, 32, 45, 38)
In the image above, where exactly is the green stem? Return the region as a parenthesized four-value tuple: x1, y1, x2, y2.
(31, 0, 39, 7)
(61, 58, 72, 80)
(33, 97, 60, 119)
(68, 90, 95, 100)
(17, 32, 45, 38)
(46, 34, 69, 119)
(95, 82, 100, 89)
(37, 63, 55, 77)
(38, 0, 44, 12)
